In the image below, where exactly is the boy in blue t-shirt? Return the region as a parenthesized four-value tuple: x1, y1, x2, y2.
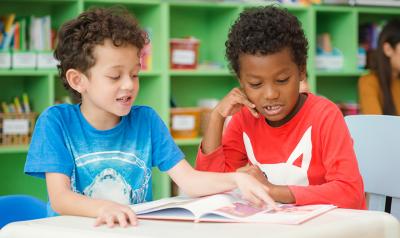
(24, 7, 275, 228)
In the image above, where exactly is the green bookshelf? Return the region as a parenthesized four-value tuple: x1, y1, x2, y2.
(0, 0, 399, 201)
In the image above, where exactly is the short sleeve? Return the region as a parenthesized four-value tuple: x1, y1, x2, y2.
(24, 108, 74, 179)
(149, 109, 184, 172)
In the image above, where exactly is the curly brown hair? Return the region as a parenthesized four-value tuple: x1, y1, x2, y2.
(226, 6, 308, 77)
(54, 6, 148, 101)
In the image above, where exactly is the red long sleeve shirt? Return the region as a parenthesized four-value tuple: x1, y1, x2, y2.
(196, 93, 366, 209)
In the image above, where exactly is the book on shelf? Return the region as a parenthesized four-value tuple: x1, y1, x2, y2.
(131, 192, 336, 225)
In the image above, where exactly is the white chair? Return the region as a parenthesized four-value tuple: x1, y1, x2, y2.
(345, 115, 400, 219)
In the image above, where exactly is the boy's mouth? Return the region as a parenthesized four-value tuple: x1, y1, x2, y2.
(116, 96, 132, 104)
(263, 105, 283, 116)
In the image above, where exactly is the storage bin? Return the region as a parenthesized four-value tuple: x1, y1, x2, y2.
(0, 112, 37, 145)
(170, 37, 199, 70)
(170, 107, 201, 139)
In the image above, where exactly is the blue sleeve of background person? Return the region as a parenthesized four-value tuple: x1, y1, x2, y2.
(149, 108, 184, 171)
(24, 107, 74, 179)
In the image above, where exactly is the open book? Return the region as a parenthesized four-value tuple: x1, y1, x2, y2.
(131, 192, 336, 225)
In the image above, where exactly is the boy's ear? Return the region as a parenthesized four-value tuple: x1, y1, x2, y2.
(300, 69, 307, 82)
(383, 42, 394, 57)
(65, 69, 87, 93)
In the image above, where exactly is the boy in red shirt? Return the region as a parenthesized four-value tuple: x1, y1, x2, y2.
(196, 6, 366, 209)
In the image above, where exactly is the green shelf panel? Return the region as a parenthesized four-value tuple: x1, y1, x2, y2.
(84, 0, 159, 5)
(168, 1, 240, 8)
(0, 153, 47, 200)
(179, 145, 200, 167)
(0, 69, 57, 76)
(316, 69, 368, 77)
(139, 70, 161, 77)
(356, 6, 400, 15)
(313, 5, 354, 13)
(169, 69, 232, 77)
(0, 145, 29, 154)
(174, 137, 202, 146)
(171, 76, 237, 107)
(169, 4, 240, 69)
(316, 9, 358, 72)
(151, 168, 170, 200)
(134, 75, 168, 119)
(316, 75, 359, 103)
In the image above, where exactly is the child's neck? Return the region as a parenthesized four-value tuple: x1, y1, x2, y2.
(80, 104, 121, 130)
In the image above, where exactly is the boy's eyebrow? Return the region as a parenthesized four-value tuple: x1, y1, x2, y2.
(245, 67, 292, 78)
(108, 63, 141, 69)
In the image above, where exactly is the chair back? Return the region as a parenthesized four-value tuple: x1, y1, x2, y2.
(0, 194, 47, 228)
(345, 115, 400, 219)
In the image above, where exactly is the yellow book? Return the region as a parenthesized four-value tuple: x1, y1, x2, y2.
(14, 96, 22, 113)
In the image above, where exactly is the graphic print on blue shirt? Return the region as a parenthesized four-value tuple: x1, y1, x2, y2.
(76, 151, 151, 204)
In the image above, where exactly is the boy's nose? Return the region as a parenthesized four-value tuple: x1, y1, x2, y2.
(120, 76, 135, 90)
(264, 86, 279, 100)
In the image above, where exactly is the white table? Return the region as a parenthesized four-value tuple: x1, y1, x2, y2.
(1, 209, 399, 238)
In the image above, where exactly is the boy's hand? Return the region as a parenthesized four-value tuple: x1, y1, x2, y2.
(214, 88, 258, 118)
(234, 172, 277, 209)
(94, 202, 137, 228)
(237, 164, 270, 186)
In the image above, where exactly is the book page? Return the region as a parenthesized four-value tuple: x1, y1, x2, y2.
(202, 203, 335, 224)
(131, 192, 241, 219)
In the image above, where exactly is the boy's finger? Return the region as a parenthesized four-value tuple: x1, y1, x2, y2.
(124, 208, 138, 226)
(94, 217, 104, 227)
(106, 216, 115, 228)
(248, 106, 259, 118)
(251, 183, 276, 209)
(117, 213, 128, 227)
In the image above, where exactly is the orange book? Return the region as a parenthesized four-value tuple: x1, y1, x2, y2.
(13, 22, 20, 50)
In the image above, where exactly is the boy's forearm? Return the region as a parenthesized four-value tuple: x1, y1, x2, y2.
(269, 185, 296, 204)
(51, 190, 112, 218)
(201, 111, 226, 154)
(170, 161, 237, 197)
(183, 171, 237, 197)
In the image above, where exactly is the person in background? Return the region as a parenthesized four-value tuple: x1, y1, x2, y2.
(24, 6, 275, 228)
(358, 19, 400, 115)
(195, 6, 366, 209)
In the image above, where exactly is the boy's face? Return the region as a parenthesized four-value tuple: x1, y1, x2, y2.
(80, 39, 141, 119)
(238, 48, 305, 125)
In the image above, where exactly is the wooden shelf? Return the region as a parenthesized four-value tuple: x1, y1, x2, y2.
(174, 137, 202, 146)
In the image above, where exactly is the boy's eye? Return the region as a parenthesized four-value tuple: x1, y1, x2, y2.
(248, 82, 262, 88)
(277, 77, 289, 83)
(131, 74, 139, 79)
(108, 75, 121, 80)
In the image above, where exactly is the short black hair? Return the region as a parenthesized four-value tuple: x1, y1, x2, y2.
(225, 6, 308, 76)
(54, 6, 148, 101)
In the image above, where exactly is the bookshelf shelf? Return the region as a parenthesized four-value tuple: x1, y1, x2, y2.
(0, 69, 57, 76)
(0, 145, 29, 154)
(174, 137, 202, 146)
(169, 69, 231, 77)
(316, 70, 369, 77)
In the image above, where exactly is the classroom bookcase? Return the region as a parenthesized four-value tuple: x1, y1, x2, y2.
(0, 0, 399, 201)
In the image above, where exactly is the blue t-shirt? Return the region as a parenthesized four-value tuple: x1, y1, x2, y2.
(24, 104, 184, 215)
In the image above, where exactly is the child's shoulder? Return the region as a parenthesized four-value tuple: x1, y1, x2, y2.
(40, 103, 78, 119)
